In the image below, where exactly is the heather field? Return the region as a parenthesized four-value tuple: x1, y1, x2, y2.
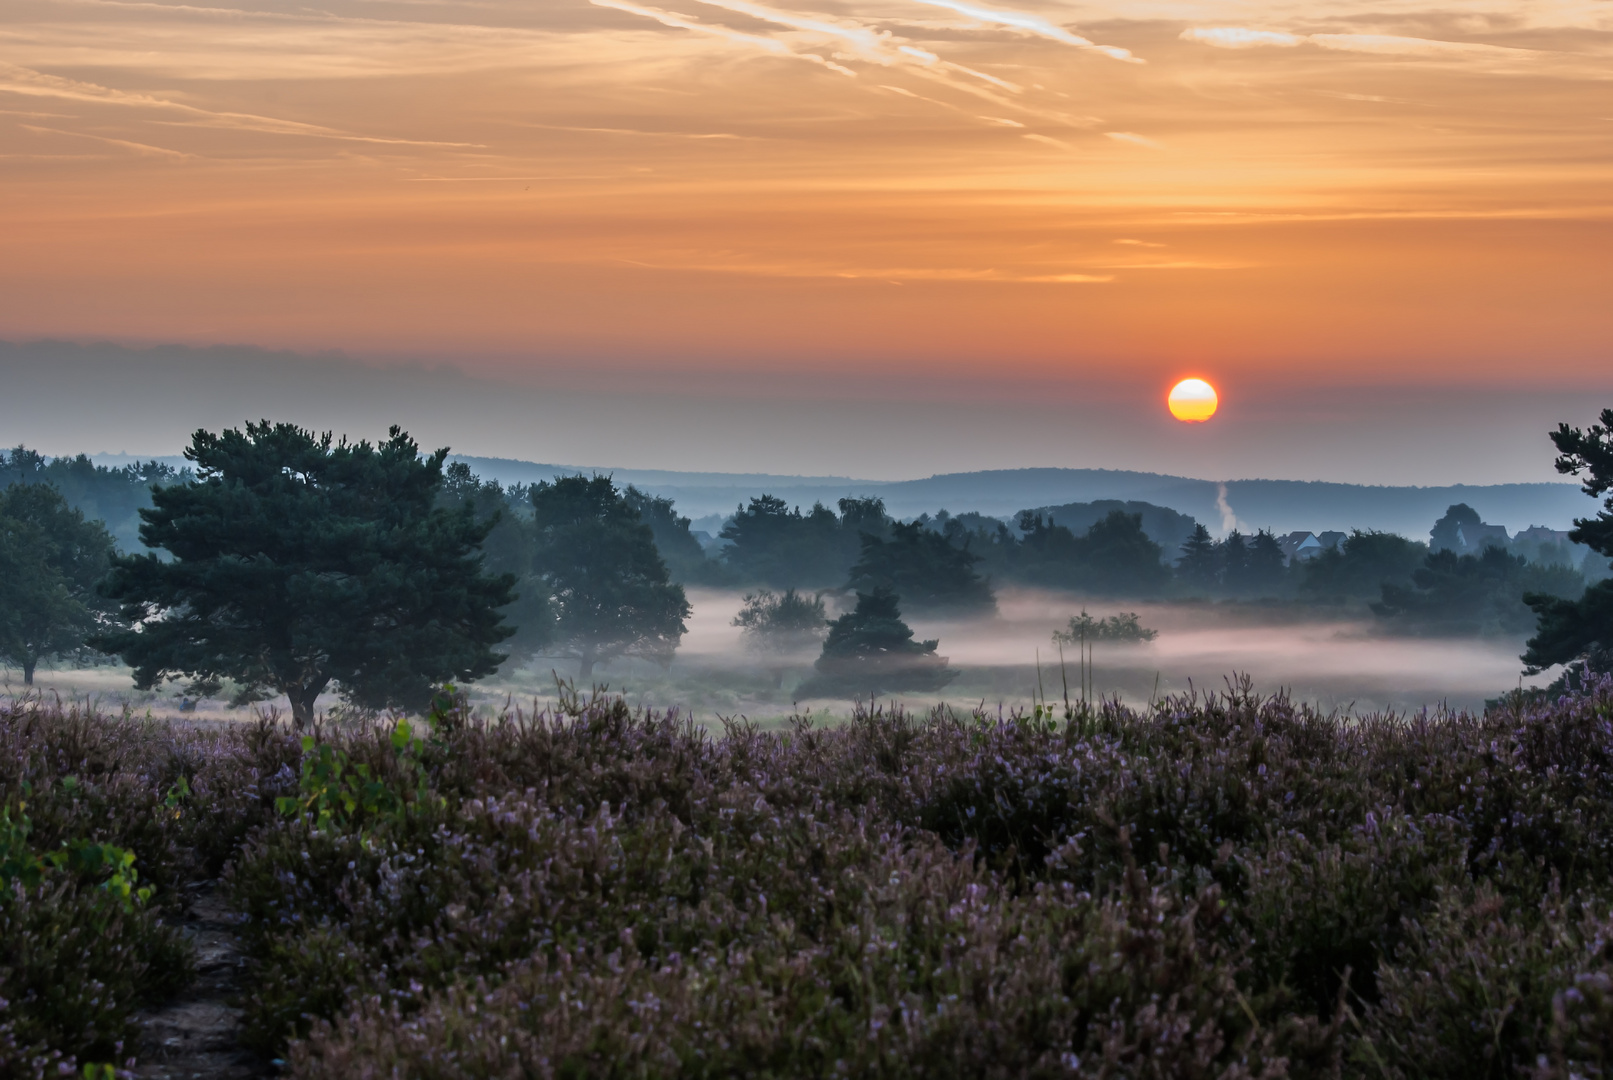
(6, 680, 1613, 1079)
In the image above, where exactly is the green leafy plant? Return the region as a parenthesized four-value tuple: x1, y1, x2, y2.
(0, 788, 152, 913)
(274, 719, 433, 831)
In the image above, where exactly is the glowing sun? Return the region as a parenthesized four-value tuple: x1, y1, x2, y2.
(1167, 378, 1219, 422)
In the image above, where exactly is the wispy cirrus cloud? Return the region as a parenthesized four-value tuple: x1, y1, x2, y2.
(21, 122, 191, 158)
(906, 0, 1140, 63)
(0, 61, 483, 147)
(589, 0, 1131, 128)
(1180, 26, 1549, 63)
(1105, 130, 1162, 148)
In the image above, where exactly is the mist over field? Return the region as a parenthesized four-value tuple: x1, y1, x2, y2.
(6, 584, 1547, 721)
(602, 587, 1547, 716)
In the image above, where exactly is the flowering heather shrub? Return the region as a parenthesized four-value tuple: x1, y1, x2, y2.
(10, 678, 1613, 1076)
(208, 677, 1613, 1078)
(0, 696, 294, 1077)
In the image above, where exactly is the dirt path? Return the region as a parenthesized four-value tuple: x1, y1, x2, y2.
(135, 884, 266, 1079)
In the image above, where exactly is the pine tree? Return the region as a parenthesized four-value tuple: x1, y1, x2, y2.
(796, 588, 956, 699)
(1175, 523, 1219, 591)
(94, 423, 514, 726)
(1524, 409, 1613, 680)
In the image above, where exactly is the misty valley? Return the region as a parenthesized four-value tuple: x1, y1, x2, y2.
(5, 414, 1613, 1080)
(2, 438, 1604, 717)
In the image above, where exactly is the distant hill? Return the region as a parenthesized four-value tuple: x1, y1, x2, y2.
(83, 451, 1592, 544)
(449, 458, 1591, 542)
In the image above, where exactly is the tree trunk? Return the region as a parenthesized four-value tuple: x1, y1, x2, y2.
(578, 656, 596, 681)
(22, 655, 36, 686)
(288, 679, 329, 730)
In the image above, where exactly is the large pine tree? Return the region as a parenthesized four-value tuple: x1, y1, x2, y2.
(94, 423, 514, 725)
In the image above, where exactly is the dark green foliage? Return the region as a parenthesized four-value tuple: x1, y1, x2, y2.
(1225, 528, 1288, 597)
(622, 485, 724, 585)
(1525, 581, 1613, 676)
(796, 588, 957, 698)
(1175, 522, 1219, 590)
(1074, 509, 1171, 596)
(436, 462, 533, 578)
(0, 484, 117, 684)
(1010, 509, 1169, 596)
(1430, 503, 1483, 553)
(1376, 546, 1584, 637)
(1028, 498, 1201, 556)
(719, 496, 887, 589)
(1301, 529, 1427, 602)
(93, 423, 515, 726)
(1524, 410, 1613, 681)
(1011, 512, 1085, 587)
(1219, 527, 1250, 588)
(0, 447, 192, 553)
(1551, 410, 1613, 556)
(847, 520, 995, 615)
(528, 475, 691, 679)
(436, 463, 551, 662)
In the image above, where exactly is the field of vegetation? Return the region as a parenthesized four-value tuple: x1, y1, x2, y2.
(4, 414, 1613, 1077)
(6, 677, 1613, 1079)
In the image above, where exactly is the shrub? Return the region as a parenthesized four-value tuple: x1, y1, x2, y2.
(17, 675, 1613, 1077)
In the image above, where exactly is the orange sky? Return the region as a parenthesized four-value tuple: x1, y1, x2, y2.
(2, 0, 1611, 420)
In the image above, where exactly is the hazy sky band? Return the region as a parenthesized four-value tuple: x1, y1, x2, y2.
(1, 0, 1610, 477)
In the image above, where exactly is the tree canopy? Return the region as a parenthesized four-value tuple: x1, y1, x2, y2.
(1300, 530, 1426, 602)
(1429, 503, 1483, 554)
(1376, 546, 1582, 638)
(1523, 409, 1613, 677)
(796, 587, 957, 699)
(435, 462, 551, 664)
(719, 496, 888, 589)
(528, 475, 691, 679)
(732, 587, 827, 686)
(1223, 529, 1287, 597)
(1, 446, 191, 552)
(623, 485, 723, 585)
(1053, 610, 1157, 646)
(0, 483, 118, 684)
(846, 520, 995, 615)
(93, 423, 515, 725)
(1175, 524, 1219, 592)
(732, 588, 827, 654)
(1012, 509, 1169, 596)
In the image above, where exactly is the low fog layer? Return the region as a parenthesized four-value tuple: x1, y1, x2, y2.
(665, 587, 1545, 715)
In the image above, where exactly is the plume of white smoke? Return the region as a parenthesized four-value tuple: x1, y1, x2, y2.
(1215, 482, 1244, 535)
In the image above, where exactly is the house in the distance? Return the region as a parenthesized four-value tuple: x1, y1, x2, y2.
(1277, 531, 1347, 564)
(1513, 525, 1571, 547)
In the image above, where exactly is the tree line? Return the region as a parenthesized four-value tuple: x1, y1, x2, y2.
(4, 411, 1613, 710)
